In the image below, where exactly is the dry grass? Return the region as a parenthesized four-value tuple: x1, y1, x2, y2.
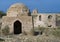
(0, 35, 60, 42)
(0, 27, 60, 42)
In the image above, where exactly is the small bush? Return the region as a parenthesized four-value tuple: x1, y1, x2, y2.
(52, 28, 60, 38)
(2, 25, 10, 35)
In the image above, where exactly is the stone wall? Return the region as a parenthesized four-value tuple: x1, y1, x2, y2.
(32, 13, 59, 28)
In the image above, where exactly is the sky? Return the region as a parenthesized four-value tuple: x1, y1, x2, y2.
(0, 0, 60, 13)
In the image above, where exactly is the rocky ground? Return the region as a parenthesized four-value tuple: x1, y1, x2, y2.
(0, 28, 60, 42)
(0, 34, 60, 42)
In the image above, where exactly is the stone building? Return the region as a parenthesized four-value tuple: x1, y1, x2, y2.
(1, 3, 60, 35)
(2, 3, 33, 34)
(32, 9, 60, 28)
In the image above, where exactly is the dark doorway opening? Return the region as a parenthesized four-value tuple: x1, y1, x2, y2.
(14, 20, 22, 34)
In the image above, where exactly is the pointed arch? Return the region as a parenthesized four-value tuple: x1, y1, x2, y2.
(14, 20, 22, 34)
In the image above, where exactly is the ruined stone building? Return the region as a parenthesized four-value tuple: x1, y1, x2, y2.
(1, 3, 60, 35)
(32, 9, 60, 28)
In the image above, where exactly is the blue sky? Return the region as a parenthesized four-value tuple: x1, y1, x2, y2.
(0, 0, 60, 13)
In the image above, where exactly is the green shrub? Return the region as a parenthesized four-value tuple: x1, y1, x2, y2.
(52, 28, 60, 38)
(2, 25, 10, 35)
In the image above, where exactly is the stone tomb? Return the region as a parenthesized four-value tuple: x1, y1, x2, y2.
(2, 3, 33, 35)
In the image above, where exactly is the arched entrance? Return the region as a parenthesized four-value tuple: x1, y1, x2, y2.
(14, 20, 22, 34)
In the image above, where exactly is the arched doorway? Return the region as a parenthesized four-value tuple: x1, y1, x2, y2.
(14, 20, 22, 34)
